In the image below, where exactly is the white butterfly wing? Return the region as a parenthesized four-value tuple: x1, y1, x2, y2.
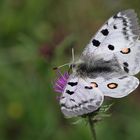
(114, 40, 140, 75)
(60, 75, 104, 117)
(87, 75, 139, 98)
(82, 9, 139, 57)
(82, 9, 140, 75)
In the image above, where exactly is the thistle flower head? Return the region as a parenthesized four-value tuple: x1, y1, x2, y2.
(54, 69, 69, 94)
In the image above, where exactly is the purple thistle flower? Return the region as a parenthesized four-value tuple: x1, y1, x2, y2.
(54, 69, 69, 94)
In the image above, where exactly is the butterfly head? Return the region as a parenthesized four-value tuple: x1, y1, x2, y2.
(69, 59, 82, 72)
(53, 59, 82, 94)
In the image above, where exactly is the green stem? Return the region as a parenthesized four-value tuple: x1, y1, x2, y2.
(88, 115, 97, 140)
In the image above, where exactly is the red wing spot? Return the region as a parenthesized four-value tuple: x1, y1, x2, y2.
(91, 82, 98, 88)
(107, 83, 118, 89)
(120, 48, 131, 54)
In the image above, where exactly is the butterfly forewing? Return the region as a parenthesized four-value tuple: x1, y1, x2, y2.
(82, 9, 140, 57)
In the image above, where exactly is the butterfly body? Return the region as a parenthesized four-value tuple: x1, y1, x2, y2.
(57, 9, 140, 117)
(75, 55, 124, 79)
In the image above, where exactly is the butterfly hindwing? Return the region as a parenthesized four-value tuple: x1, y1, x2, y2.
(60, 75, 104, 117)
(97, 75, 139, 98)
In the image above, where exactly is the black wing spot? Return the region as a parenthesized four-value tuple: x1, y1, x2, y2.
(60, 103, 66, 107)
(123, 27, 127, 31)
(113, 25, 117, 29)
(89, 99, 94, 102)
(82, 101, 88, 104)
(96, 101, 101, 106)
(123, 27, 128, 37)
(68, 82, 78, 87)
(123, 62, 129, 67)
(108, 44, 115, 50)
(70, 99, 75, 102)
(113, 14, 119, 19)
(119, 76, 128, 79)
(123, 19, 127, 26)
(92, 39, 100, 47)
(66, 90, 74, 95)
(85, 86, 93, 89)
(124, 67, 129, 73)
(101, 29, 109, 36)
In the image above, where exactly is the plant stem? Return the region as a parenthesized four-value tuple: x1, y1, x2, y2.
(88, 115, 97, 140)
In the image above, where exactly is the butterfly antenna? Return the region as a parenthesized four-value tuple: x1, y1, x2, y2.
(53, 63, 70, 70)
(72, 47, 75, 63)
(53, 48, 75, 71)
(71, 47, 75, 72)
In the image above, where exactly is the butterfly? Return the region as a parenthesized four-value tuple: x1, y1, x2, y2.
(55, 9, 140, 117)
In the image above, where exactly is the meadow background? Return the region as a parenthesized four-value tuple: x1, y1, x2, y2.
(0, 0, 140, 140)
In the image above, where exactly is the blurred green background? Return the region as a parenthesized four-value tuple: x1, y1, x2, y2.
(0, 0, 140, 140)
